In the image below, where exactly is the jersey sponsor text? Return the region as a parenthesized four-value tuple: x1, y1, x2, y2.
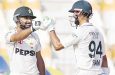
(15, 48, 35, 56)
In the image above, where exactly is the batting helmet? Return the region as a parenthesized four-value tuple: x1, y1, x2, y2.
(69, 0, 92, 15)
(13, 6, 36, 22)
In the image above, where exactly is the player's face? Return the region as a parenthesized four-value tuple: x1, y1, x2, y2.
(74, 9, 81, 15)
(73, 9, 84, 26)
(18, 16, 33, 29)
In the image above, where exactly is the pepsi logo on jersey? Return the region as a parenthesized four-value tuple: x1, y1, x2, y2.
(15, 48, 35, 56)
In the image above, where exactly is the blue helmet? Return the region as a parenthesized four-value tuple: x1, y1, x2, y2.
(69, 0, 92, 15)
(13, 6, 36, 22)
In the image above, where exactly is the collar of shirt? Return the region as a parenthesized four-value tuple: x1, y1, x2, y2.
(78, 22, 93, 27)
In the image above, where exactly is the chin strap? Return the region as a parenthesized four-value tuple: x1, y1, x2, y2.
(75, 18, 79, 29)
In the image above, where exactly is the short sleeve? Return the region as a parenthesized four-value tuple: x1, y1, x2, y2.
(61, 34, 79, 48)
(36, 39, 41, 52)
(61, 26, 87, 48)
(101, 34, 106, 57)
(36, 42, 41, 52)
(61, 28, 83, 48)
(31, 32, 41, 52)
(5, 29, 16, 44)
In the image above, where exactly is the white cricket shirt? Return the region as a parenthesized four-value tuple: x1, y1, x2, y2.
(5, 29, 41, 75)
(62, 23, 105, 71)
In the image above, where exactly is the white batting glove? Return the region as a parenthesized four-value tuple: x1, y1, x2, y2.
(47, 24, 55, 32)
(31, 16, 55, 32)
(47, 18, 56, 32)
(31, 21, 41, 32)
(99, 67, 110, 75)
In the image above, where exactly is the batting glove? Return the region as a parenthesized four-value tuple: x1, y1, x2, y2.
(47, 18, 55, 32)
(31, 21, 41, 32)
(31, 16, 55, 32)
(99, 67, 110, 75)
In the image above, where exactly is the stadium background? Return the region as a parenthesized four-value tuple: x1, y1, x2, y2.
(0, 0, 115, 75)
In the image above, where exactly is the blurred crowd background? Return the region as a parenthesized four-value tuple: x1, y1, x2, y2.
(0, 0, 115, 75)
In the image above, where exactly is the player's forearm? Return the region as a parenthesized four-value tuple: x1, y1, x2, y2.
(49, 30, 64, 50)
(101, 55, 110, 75)
(37, 59, 45, 75)
(10, 28, 32, 42)
(101, 55, 108, 67)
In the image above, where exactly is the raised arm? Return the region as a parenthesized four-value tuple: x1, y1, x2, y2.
(48, 18, 79, 51)
(10, 27, 32, 42)
(49, 30, 64, 50)
(10, 16, 53, 42)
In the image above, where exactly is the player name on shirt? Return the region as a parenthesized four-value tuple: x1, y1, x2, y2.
(89, 32, 99, 39)
(88, 31, 102, 66)
(89, 31, 99, 39)
(93, 59, 100, 66)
